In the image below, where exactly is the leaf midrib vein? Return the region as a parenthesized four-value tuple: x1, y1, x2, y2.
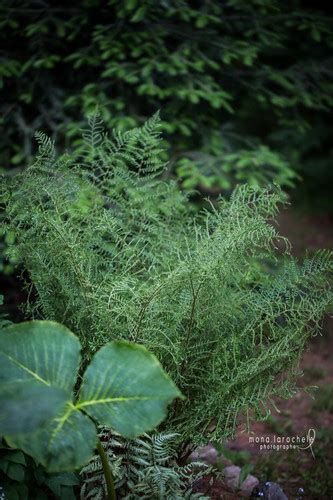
(77, 396, 165, 408)
(1, 351, 50, 386)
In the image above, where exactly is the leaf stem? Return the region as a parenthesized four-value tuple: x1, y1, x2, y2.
(97, 438, 117, 500)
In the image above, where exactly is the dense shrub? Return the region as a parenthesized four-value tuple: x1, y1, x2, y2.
(1, 0, 332, 196)
(4, 115, 332, 444)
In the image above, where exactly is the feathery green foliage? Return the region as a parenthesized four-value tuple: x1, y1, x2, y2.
(80, 429, 210, 499)
(4, 114, 333, 443)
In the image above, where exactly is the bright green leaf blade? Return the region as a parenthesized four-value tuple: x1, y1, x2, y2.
(6, 404, 97, 472)
(0, 321, 81, 434)
(0, 382, 68, 435)
(77, 341, 183, 438)
(0, 321, 81, 392)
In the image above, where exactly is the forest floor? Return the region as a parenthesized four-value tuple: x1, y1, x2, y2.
(201, 208, 333, 499)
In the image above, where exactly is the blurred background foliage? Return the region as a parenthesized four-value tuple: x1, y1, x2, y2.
(0, 0, 332, 207)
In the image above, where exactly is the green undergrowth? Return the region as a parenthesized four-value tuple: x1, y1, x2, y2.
(0, 439, 79, 500)
(3, 113, 333, 444)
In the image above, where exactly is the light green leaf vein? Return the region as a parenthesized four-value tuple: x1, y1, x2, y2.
(1, 351, 50, 386)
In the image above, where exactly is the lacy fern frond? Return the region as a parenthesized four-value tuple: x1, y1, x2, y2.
(4, 114, 333, 443)
(34, 130, 56, 165)
(80, 429, 209, 499)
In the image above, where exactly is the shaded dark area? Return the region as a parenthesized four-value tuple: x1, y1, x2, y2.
(0, 0, 332, 205)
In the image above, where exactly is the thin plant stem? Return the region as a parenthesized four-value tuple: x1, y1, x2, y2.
(97, 438, 117, 500)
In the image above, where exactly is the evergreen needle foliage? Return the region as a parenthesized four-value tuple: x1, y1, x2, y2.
(80, 429, 209, 499)
(4, 113, 333, 443)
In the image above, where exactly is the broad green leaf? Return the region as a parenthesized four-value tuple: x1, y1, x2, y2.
(131, 5, 146, 22)
(0, 321, 80, 391)
(6, 462, 25, 482)
(0, 321, 81, 434)
(1, 322, 182, 472)
(196, 15, 208, 28)
(2, 450, 26, 466)
(125, 0, 138, 11)
(0, 382, 67, 435)
(46, 472, 80, 495)
(77, 341, 183, 438)
(6, 404, 97, 472)
(45, 473, 79, 500)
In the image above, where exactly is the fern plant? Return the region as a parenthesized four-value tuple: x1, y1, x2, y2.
(80, 429, 210, 499)
(3, 113, 333, 445)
